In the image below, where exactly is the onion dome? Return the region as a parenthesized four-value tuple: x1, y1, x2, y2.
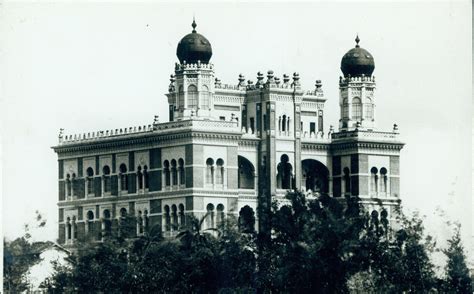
(341, 35, 375, 77)
(176, 19, 212, 64)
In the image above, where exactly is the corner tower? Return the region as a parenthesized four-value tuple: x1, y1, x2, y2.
(167, 19, 216, 120)
(339, 36, 376, 131)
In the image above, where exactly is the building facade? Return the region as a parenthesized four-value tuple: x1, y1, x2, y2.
(53, 21, 404, 245)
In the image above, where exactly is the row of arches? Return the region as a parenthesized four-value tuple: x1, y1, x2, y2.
(177, 84, 211, 110)
(163, 159, 185, 187)
(342, 97, 374, 121)
(206, 158, 225, 185)
(163, 204, 185, 231)
(370, 167, 388, 194)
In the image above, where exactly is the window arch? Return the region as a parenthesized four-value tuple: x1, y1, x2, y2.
(178, 204, 185, 228)
(201, 85, 210, 109)
(178, 159, 185, 185)
(137, 166, 143, 190)
(102, 209, 112, 238)
(188, 85, 198, 109)
(102, 166, 111, 195)
(277, 154, 293, 189)
(370, 167, 378, 195)
(282, 115, 287, 132)
(86, 167, 94, 196)
(238, 156, 255, 189)
(163, 160, 170, 187)
(206, 158, 214, 185)
(216, 204, 225, 228)
(364, 98, 374, 120)
(342, 98, 349, 119)
(164, 206, 171, 231)
(171, 159, 178, 186)
(86, 211, 94, 239)
(171, 205, 178, 230)
(66, 217, 72, 240)
(206, 203, 215, 229)
(119, 164, 128, 191)
(352, 97, 362, 121)
(380, 167, 388, 193)
(216, 159, 224, 185)
(239, 205, 256, 233)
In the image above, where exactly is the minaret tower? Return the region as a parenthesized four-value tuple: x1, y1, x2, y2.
(339, 35, 376, 131)
(167, 19, 215, 121)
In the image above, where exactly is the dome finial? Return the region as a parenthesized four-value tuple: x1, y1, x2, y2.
(192, 16, 197, 33)
(355, 34, 360, 48)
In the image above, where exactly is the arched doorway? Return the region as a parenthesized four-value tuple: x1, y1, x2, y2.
(277, 154, 293, 189)
(238, 156, 255, 189)
(301, 159, 329, 194)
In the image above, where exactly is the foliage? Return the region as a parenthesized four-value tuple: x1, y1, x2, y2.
(442, 224, 472, 293)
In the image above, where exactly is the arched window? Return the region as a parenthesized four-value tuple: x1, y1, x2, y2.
(188, 85, 198, 109)
(137, 166, 143, 190)
(216, 159, 224, 185)
(352, 97, 362, 121)
(86, 167, 94, 196)
(277, 154, 293, 189)
(171, 159, 177, 186)
(282, 115, 287, 132)
(342, 167, 351, 195)
(102, 166, 111, 195)
(206, 203, 215, 229)
(72, 216, 77, 240)
(163, 160, 170, 187)
(370, 167, 378, 195)
(216, 204, 225, 228)
(364, 98, 373, 120)
(171, 205, 178, 230)
(71, 173, 76, 198)
(238, 156, 255, 189)
(239, 206, 256, 233)
(178, 204, 185, 228)
(201, 85, 210, 109)
(206, 158, 214, 185)
(178, 159, 185, 186)
(103, 210, 112, 238)
(178, 85, 184, 109)
(164, 206, 171, 231)
(86, 211, 94, 238)
(66, 217, 71, 240)
(342, 98, 349, 119)
(380, 167, 388, 193)
(318, 110, 324, 132)
(119, 164, 128, 191)
(119, 208, 127, 238)
(66, 174, 72, 198)
(143, 165, 149, 189)
(137, 210, 144, 235)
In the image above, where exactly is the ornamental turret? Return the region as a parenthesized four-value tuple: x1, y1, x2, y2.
(339, 35, 376, 131)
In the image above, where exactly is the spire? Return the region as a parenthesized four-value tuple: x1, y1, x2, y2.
(355, 34, 360, 48)
(192, 17, 197, 33)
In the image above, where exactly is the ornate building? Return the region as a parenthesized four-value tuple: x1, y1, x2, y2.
(53, 20, 404, 245)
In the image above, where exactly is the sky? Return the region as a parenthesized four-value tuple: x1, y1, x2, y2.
(1, 1, 472, 264)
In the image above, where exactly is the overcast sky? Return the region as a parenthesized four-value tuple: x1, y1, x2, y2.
(2, 1, 472, 263)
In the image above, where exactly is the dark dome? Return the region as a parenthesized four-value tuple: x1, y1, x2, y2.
(176, 20, 212, 64)
(341, 36, 375, 77)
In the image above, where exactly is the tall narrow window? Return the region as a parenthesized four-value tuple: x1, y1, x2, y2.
(119, 164, 128, 191)
(66, 174, 72, 198)
(318, 110, 324, 132)
(163, 160, 170, 187)
(178, 159, 185, 185)
(201, 85, 210, 109)
(72, 216, 77, 240)
(216, 159, 224, 185)
(164, 206, 171, 231)
(206, 158, 214, 184)
(263, 114, 267, 131)
(86, 211, 94, 239)
(103, 210, 111, 239)
(178, 86, 184, 109)
(86, 167, 94, 196)
(310, 122, 316, 134)
(137, 166, 143, 190)
(370, 167, 378, 195)
(66, 217, 71, 241)
(143, 165, 149, 189)
(137, 211, 144, 235)
(187, 85, 198, 109)
(343, 167, 351, 195)
(206, 203, 215, 229)
(380, 167, 388, 194)
(282, 115, 287, 132)
(342, 98, 349, 119)
(71, 173, 76, 198)
(171, 205, 178, 230)
(249, 117, 255, 133)
(216, 204, 225, 228)
(102, 166, 111, 194)
(352, 97, 362, 121)
(171, 159, 177, 186)
(364, 98, 373, 120)
(179, 204, 185, 228)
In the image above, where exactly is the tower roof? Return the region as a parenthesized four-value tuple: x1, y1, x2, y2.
(340, 35, 375, 77)
(176, 19, 213, 64)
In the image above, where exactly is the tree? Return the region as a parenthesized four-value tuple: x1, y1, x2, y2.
(442, 224, 472, 293)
